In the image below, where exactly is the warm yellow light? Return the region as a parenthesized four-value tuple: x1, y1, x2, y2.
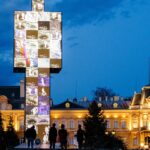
(122, 115, 126, 118)
(78, 115, 82, 119)
(112, 131, 115, 135)
(143, 114, 147, 119)
(54, 115, 58, 119)
(105, 115, 110, 118)
(133, 123, 138, 128)
(105, 131, 108, 135)
(140, 143, 144, 147)
(15, 124, 18, 131)
(114, 115, 118, 118)
(129, 122, 132, 130)
(144, 145, 148, 149)
(140, 120, 143, 127)
(148, 124, 150, 130)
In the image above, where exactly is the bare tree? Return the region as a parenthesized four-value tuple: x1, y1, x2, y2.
(93, 87, 116, 101)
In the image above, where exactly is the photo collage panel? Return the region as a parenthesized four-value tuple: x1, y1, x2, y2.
(14, 11, 62, 70)
(26, 68, 50, 126)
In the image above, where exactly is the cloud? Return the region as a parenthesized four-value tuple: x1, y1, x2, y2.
(49, 0, 149, 27)
(67, 36, 78, 41)
(69, 42, 79, 48)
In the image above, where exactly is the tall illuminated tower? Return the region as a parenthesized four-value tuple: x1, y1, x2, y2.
(14, 0, 62, 142)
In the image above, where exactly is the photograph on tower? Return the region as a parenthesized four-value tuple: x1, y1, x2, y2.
(26, 95, 38, 106)
(26, 67, 38, 77)
(39, 96, 49, 106)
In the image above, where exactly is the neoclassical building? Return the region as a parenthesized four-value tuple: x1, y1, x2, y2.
(0, 83, 150, 149)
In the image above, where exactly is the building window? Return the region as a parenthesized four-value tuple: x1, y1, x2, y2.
(114, 120, 118, 128)
(121, 121, 126, 129)
(113, 103, 118, 108)
(53, 120, 58, 128)
(20, 120, 24, 130)
(65, 102, 70, 108)
(98, 103, 102, 108)
(133, 120, 138, 128)
(133, 138, 138, 145)
(106, 120, 110, 128)
(78, 120, 82, 126)
(143, 120, 148, 127)
(62, 119, 66, 128)
(70, 120, 74, 129)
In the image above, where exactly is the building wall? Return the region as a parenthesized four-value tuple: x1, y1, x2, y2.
(1, 109, 150, 149)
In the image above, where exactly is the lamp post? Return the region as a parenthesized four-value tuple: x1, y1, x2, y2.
(105, 130, 116, 136)
(111, 130, 115, 135)
(105, 130, 117, 148)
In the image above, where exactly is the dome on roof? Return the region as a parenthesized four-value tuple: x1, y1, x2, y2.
(0, 95, 8, 102)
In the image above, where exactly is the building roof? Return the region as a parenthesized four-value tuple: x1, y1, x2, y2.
(51, 98, 131, 111)
(51, 100, 86, 110)
(131, 93, 141, 106)
(130, 85, 150, 109)
(95, 100, 130, 110)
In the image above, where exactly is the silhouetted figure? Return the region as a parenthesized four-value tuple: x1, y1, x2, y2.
(58, 124, 68, 150)
(25, 125, 36, 149)
(0, 127, 6, 150)
(49, 123, 57, 149)
(77, 125, 84, 149)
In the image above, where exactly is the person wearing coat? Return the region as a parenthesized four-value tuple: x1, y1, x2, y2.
(25, 125, 36, 149)
(49, 123, 57, 149)
(58, 124, 68, 150)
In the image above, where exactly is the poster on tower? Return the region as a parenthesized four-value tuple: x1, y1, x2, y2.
(13, 0, 62, 143)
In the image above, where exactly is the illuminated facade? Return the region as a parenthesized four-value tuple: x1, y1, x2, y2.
(0, 84, 150, 149)
(13, 0, 62, 142)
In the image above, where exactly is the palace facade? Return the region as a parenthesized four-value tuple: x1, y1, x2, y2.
(0, 83, 150, 149)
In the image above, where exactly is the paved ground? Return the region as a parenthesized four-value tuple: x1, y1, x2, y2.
(13, 143, 78, 150)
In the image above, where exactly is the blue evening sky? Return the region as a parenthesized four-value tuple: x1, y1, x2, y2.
(0, 0, 150, 103)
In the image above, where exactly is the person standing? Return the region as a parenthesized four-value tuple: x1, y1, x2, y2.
(58, 124, 68, 150)
(25, 125, 36, 149)
(49, 123, 57, 149)
(77, 125, 84, 149)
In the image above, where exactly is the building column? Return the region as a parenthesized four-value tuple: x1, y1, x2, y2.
(14, 114, 18, 131)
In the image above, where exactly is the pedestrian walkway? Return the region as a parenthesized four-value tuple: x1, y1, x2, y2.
(14, 143, 78, 150)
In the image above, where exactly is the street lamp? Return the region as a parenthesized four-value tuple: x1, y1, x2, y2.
(105, 131, 116, 136)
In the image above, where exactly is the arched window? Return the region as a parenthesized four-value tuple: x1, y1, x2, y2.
(114, 120, 118, 128)
(121, 120, 126, 129)
(20, 119, 24, 130)
(53, 120, 58, 128)
(106, 119, 110, 128)
(133, 138, 138, 145)
(70, 120, 74, 129)
(62, 119, 66, 128)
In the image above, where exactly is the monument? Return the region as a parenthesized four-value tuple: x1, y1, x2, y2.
(14, 0, 62, 143)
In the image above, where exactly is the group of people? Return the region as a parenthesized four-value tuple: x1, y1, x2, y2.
(25, 123, 85, 150)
